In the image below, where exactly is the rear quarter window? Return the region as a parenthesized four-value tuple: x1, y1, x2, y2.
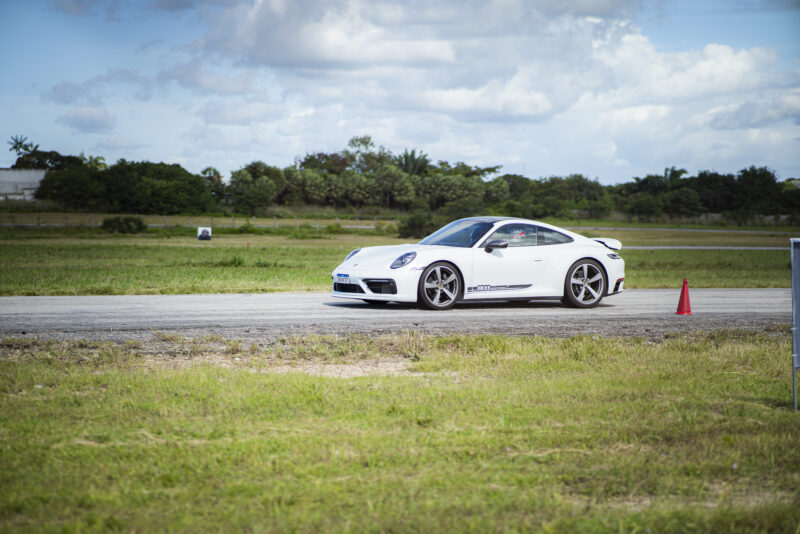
(538, 227, 573, 245)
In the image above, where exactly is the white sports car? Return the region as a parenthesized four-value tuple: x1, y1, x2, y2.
(331, 217, 624, 310)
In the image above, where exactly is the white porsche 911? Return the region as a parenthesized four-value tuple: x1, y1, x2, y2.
(331, 217, 624, 310)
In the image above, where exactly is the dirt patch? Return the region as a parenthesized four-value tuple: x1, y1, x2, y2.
(0, 335, 417, 377)
(139, 351, 411, 377)
(566, 487, 797, 512)
(1, 324, 790, 378)
(260, 360, 411, 377)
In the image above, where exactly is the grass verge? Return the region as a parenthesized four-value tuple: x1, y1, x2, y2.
(0, 228, 791, 295)
(1, 330, 798, 532)
(0, 233, 403, 295)
(624, 249, 789, 288)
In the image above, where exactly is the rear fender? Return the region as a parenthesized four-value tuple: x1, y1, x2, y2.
(592, 237, 621, 251)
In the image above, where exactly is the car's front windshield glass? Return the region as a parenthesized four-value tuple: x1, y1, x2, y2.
(419, 220, 495, 248)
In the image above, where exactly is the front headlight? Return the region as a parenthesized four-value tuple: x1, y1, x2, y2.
(344, 249, 361, 261)
(390, 252, 416, 269)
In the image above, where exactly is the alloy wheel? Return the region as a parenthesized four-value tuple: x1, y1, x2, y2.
(419, 262, 460, 310)
(565, 260, 605, 308)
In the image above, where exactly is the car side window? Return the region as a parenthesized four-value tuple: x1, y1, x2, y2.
(485, 224, 538, 247)
(537, 227, 573, 245)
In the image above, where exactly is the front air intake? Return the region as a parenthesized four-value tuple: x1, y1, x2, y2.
(334, 283, 365, 293)
(364, 279, 397, 294)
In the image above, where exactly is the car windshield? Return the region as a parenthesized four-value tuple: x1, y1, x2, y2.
(419, 220, 495, 248)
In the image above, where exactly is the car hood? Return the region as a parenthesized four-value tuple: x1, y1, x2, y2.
(336, 243, 456, 270)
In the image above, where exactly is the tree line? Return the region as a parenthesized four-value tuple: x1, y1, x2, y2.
(8, 134, 799, 222)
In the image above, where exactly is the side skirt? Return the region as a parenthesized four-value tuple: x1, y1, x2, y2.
(456, 295, 563, 303)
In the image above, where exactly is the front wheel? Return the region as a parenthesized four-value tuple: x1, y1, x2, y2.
(563, 259, 606, 308)
(418, 262, 461, 310)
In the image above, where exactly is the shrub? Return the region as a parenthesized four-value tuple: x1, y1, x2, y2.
(101, 216, 147, 234)
(232, 223, 259, 234)
(0, 199, 63, 213)
(397, 210, 443, 238)
(325, 223, 344, 234)
(217, 256, 245, 267)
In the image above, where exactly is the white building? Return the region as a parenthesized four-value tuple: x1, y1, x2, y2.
(0, 169, 46, 201)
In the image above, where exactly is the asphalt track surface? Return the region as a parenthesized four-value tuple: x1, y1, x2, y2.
(0, 289, 790, 342)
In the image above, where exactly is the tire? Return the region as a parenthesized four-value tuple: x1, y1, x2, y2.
(362, 300, 389, 305)
(418, 262, 461, 310)
(563, 259, 606, 308)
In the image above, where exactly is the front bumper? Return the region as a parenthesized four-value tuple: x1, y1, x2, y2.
(331, 266, 423, 302)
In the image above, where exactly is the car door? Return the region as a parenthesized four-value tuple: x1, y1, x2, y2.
(467, 223, 546, 298)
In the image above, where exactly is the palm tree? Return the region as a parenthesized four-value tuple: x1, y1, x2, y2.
(7, 135, 37, 156)
(396, 149, 429, 176)
(79, 152, 108, 170)
(664, 166, 687, 189)
(201, 166, 226, 198)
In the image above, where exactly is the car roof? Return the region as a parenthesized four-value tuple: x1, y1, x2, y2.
(458, 216, 544, 225)
(458, 216, 517, 223)
(457, 216, 577, 235)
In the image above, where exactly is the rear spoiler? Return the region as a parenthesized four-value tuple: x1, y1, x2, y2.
(593, 237, 622, 251)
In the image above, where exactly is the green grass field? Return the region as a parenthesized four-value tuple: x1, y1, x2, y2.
(1, 330, 798, 532)
(0, 226, 792, 295)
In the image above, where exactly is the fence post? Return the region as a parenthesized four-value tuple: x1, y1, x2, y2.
(792, 239, 800, 412)
(274, 216, 278, 229)
(316, 219, 319, 231)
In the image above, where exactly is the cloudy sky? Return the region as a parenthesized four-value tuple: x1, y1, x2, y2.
(1, 0, 799, 184)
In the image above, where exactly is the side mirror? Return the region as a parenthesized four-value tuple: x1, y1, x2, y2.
(485, 239, 509, 253)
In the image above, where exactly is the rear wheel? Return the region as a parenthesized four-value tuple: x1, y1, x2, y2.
(418, 262, 461, 310)
(563, 259, 606, 308)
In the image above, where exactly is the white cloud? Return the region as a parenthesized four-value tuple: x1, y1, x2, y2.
(57, 106, 116, 133)
(42, 69, 153, 105)
(50, 0, 102, 15)
(199, 99, 285, 125)
(202, 0, 458, 68)
(29, 0, 800, 179)
(158, 59, 255, 96)
(95, 135, 145, 150)
(708, 90, 800, 129)
(596, 38, 784, 103)
(608, 104, 671, 124)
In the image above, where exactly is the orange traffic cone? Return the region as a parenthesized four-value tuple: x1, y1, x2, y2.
(676, 278, 693, 315)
